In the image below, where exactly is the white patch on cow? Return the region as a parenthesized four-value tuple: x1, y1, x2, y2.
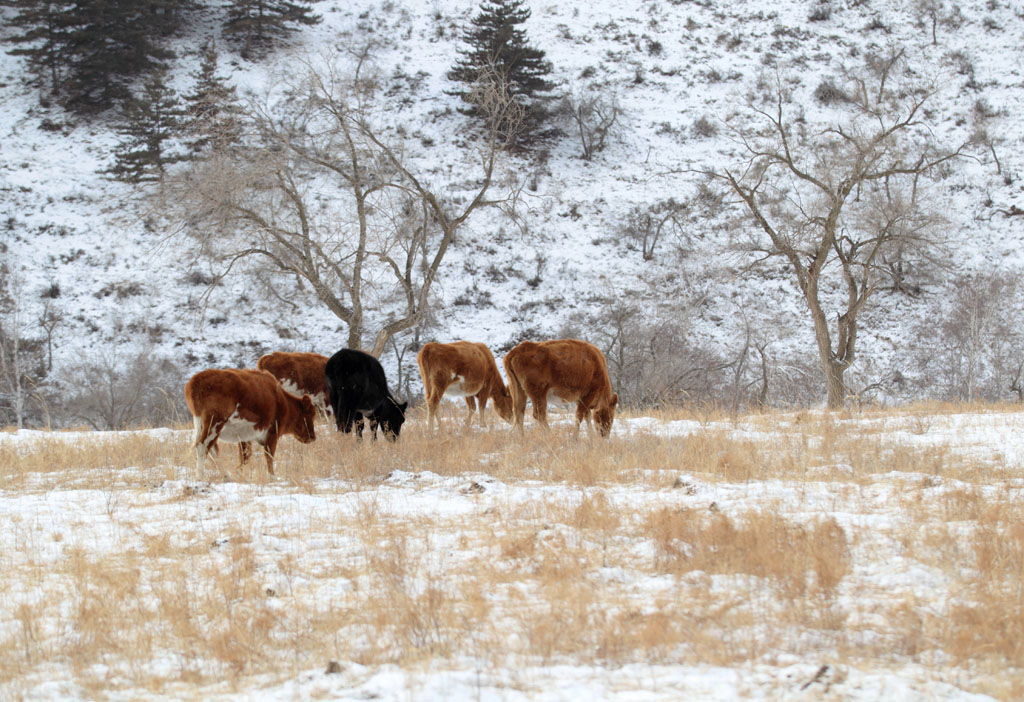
(218, 410, 268, 444)
(277, 381, 329, 417)
(444, 374, 472, 397)
(309, 392, 330, 416)
(279, 378, 303, 398)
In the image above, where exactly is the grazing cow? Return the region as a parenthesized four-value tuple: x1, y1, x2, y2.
(417, 340, 513, 431)
(184, 368, 316, 475)
(257, 351, 331, 418)
(503, 339, 619, 438)
(324, 348, 407, 440)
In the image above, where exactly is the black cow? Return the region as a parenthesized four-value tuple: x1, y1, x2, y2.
(324, 348, 408, 441)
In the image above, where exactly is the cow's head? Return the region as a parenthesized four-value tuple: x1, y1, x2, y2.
(296, 395, 317, 443)
(377, 397, 408, 441)
(493, 385, 514, 423)
(593, 393, 619, 438)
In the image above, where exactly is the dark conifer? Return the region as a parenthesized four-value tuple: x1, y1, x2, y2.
(223, 0, 321, 59)
(2, 0, 193, 113)
(108, 69, 183, 182)
(61, 0, 176, 112)
(2, 1, 76, 98)
(447, 0, 556, 146)
(181, 40, 244, 154)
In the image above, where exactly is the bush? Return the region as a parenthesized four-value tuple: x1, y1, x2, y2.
(813, 79, 848, 105)
(808, 4, 832, 22)
(691, 115, 718, 138)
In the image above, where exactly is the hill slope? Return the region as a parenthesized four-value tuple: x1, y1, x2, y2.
(1, 0, 1023, 424)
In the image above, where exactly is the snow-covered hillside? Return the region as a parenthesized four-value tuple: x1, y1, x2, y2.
(2, 0, 1023, 424)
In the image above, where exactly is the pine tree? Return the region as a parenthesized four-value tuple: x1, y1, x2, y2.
(61, 0, 176, 112)
(181, 40, 243, 154)
(2, 1, 76, 99)
(2, 0, 193, 113)
(223, 0, 321, 59)
(447, 0, 556, 146)
(108, 69, 183, 182)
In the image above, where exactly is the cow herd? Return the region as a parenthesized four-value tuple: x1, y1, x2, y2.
(184, 338, 618, 475)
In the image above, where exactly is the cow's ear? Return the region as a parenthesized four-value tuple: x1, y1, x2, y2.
(610, 393, 619, 408)
(399, 401, 409, 412)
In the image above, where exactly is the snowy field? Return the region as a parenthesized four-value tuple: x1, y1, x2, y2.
(2, 406, 1022, 701)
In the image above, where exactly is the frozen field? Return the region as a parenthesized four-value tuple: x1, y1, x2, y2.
(1, 406, 1022, 701)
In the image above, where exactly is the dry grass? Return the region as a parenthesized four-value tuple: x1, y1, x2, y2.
(1, 404, 1023, 699)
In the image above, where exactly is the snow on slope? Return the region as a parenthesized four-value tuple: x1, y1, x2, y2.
(1, 0, 1023, 404)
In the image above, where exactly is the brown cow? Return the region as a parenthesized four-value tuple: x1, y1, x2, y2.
(503, 339, 619, 438)
(417, 341, 513, 431)
(257, 351, 331, 418)
(184, 368, 316, 476)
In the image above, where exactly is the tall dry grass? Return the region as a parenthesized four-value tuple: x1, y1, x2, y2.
(1, 404, 1022, 699)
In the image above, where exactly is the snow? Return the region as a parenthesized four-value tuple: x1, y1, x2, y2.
(2, 407, 1022, 700)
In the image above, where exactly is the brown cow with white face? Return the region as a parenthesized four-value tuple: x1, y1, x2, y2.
(417, 341, 513, 431)
(502, 339, 619, 438)
(257, 351, 331, 418)
(184, 368, 316, 476)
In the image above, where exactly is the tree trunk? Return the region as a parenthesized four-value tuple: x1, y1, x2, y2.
(824, 360, 846, 409)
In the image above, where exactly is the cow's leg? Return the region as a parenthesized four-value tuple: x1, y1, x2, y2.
(262, 435, 278, 476)
(529, 390, 550, 430)
(193, 414, 222, 475)
(463, 396, 477, 427)
(192, 415, 207, 474)
(337, 407, 356, 434)
(425, 385, 441, 432)
(238, 441, 252, 466)
(574, 403, 592, 438)
(476, 393, 489, 428)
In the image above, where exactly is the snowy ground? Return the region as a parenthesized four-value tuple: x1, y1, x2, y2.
(2, 407, 1021, 701)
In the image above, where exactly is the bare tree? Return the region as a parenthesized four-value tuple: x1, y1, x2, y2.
(38, 299, 63, 373)
(561, 89, 624, 160)
(913, 0, 944, 45)
(0, 271, 28, 429)
(173, 55, 522, 357)
(620, 198, 689, 262)
(920, 272, 1022, 402)
(0, 267, 45, 428)
(712, 50, 969, 408)
(64, 348, 187, 430)
(560, 299, 728, 408)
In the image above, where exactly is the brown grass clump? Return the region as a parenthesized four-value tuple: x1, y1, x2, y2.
(643, 507, 850, 599)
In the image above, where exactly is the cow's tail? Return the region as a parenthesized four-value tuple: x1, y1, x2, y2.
(191, 415, 203, 448)
(502, 354, 526, 429)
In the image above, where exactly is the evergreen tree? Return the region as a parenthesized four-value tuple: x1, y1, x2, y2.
(2, 0, 193, 113)
(447, 0, 556, 145)
(181, 40, 244, 154)
(108, 69, 183, 182)
(223, 0, 321, 59)
(2, 1, 76, 99)
(61, 0, 176, 112)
